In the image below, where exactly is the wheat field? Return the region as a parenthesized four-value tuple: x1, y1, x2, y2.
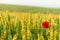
(0, 10, 60, 40)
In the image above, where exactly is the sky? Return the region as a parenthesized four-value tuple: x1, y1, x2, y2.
(0, 0, 60, 8)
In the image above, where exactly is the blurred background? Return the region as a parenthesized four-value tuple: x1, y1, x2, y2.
(0, 0, 60, 8)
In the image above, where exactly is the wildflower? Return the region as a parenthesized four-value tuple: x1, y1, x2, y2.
(42, 21, 50, 28)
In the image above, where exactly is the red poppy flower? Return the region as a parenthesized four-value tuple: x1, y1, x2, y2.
(42, 21, 50, 28)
